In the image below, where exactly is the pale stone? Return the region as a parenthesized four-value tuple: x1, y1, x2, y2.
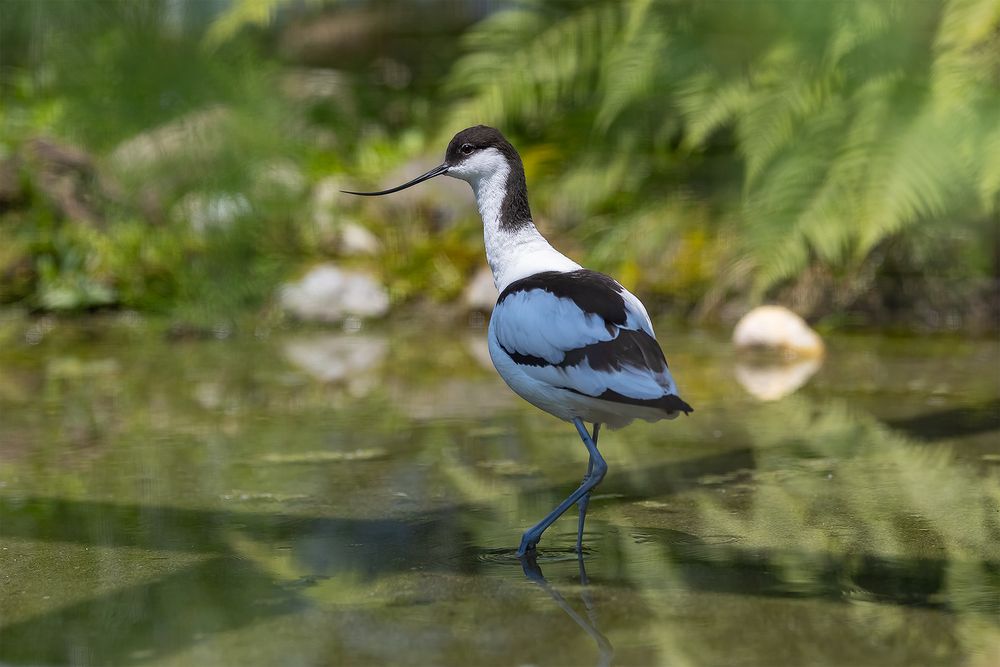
(339, 222, 380, 256)
(280, 264, 389, 323)
(311, 177, 379, 255)
(171, 192, 250, 233)
(312, 176, 341, 211)
(111, 106, 230, 170)
(310, 177, 341, 251)
(280, 67, 348, 101)
(732, 305, 824, 357)
(253, 160, 306, 197)
(463, 266, 498, 312)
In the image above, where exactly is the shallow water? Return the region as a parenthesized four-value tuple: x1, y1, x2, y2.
(1, 319, 998, 666)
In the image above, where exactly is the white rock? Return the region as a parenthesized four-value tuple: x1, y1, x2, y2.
(463, 266, 498, 312)
(339, 222, 380, 256)
(732, 305, 824, 357)
(309, 177, 341, 250)
(253, 160, 306, 197)
(111, 106, 230, 170)
(310, 176, 379, 255)
(312, 176, 342, 211)
(280, 264, 389, 323)
(280, 67, 348, 101)
(171, 192, 251, 233)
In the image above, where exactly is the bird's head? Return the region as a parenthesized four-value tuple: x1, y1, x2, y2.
(442, 125, 519, 184)
(342, 125, 520, 196)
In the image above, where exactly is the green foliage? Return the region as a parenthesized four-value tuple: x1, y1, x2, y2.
(446, 0, 1000, 305)
(0, 0, 322, 320)
(0, 0, 996, 326)
(204, 0, 332, 47)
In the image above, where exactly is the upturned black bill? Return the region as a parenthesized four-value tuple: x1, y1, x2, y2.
(341, 163, 450, 196)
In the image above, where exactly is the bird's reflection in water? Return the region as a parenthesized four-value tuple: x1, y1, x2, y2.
(519, 554, 614, 667)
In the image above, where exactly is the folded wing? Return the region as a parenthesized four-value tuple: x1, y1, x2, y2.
(492, 270, 692, 414)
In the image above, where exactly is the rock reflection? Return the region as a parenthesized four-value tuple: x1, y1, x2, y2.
(397, 378, 513, 420)
(283, 333, 387, 394)
(734, 356, 822, 400)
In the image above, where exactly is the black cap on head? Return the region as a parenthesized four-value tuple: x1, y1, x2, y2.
(442, 125, 530, 231)
(445, 125, 520, 166)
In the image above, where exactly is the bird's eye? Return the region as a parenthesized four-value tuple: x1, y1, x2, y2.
(460, 143, 474, 155)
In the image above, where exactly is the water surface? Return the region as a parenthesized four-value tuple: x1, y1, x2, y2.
(1, 319, 998, 666)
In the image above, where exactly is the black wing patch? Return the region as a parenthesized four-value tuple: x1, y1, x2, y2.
(500, 329, 668, 373)
(562, 387, 694, 415)
(498, 270, 628, 326)
(495, 269, 694, 416)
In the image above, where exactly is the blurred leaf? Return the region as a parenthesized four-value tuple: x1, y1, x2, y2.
(205, 0, 332, 48)
(446, 0, 1000, 312)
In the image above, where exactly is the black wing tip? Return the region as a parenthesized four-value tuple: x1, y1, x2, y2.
(663, 394, 694, 415)
(562, 387, 693, 415)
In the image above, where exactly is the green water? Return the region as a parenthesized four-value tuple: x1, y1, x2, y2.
(1, 318, 998, 666)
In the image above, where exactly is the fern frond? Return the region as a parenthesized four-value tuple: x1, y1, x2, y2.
(676, 71, 753, 149)
(737, 68, 836, 189)
(594, 0, 666, 131)
(445, 0, 1000, 307)
(446, 3, 625, 131)
(937, 0, 1000, 48)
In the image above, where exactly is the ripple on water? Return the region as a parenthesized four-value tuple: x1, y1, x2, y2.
(471, 545, 592, 566)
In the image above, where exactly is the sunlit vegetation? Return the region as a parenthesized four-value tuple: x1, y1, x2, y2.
(446, 0, 1000, 320)
(1, 0, 996, 330)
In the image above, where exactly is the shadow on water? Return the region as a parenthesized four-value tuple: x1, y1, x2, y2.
(0, 495, 480, 570)
(0, 447, 758, 560)
(633, 527, 980, 610)
(0, 556, 303, 666)
(0, 495, 480, 665)
(884, 398, 1000, 442)
(3, 487, 996, 665)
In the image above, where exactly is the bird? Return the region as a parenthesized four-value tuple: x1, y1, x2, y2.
(343, 125, 692, 557)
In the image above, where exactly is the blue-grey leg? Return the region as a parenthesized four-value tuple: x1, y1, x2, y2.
(517, 418, 607, 557)
(576, 423, 601, 553)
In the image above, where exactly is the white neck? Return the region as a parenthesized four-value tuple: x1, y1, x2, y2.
(468, 166, 580, 292)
